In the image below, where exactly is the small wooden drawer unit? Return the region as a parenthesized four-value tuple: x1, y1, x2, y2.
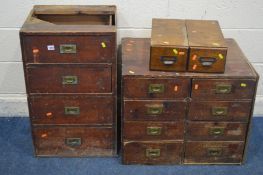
(20, 5, 117, 157)
(150, 19, 227, 73)
(121, 38, 258, 165)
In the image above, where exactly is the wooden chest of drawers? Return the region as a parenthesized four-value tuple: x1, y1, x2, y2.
(121, 38, 258, 164)
(20, 5, 117, 157)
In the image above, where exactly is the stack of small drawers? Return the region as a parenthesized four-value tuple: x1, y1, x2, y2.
(121, 38, 258, 164)
(20, 5, 117, 157)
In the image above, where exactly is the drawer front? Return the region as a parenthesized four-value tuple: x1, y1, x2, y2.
(124, 78, 190, 99)
(123, 121, 184, 141)
(188, 101, 252, 122)
(191, 79, 256, 100)
(27, 64, 112, 93)
(33, 126, 114, 157)
(29, 95, 114, 125)
(184, 141, 244, 164)
(186, 122, 247, 141)
(150, 47, 188, 72)
(123, 141, 183, 164)
(124, 100, 186, 121)
(188, 48, 227, 73)
(23, 35, 115, 63)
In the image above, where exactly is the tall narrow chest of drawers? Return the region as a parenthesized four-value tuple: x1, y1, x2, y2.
(121, 38, 258, 164)
(20, 5, 117, 157)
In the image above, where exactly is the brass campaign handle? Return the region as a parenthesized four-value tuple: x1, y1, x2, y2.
(215, 84, 232, 94)
(149, 84, 164, 93)
(212, 107, 228, 116)
(207, 148, 223, 157)
(60, 44, 77, 54)
(62, 76, 78, 85)
(146, 104, 163, 115)
(64, 107, 80, 115)
(146, 148, 161, 158)
(65, 138, 81, 147)
(147, 127, 162, 136)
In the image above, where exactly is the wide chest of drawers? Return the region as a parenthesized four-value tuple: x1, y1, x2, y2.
(121, 38, 258, 164)
(20, 5, 117, 157)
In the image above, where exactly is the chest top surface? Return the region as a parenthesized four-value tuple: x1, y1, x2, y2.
(122, 38, 258, 79)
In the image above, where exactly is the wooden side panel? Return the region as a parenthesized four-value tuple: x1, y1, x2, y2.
(124, 100, 187, 121)
(188, 101, 252, 122)
(123, 78, 190, 99)
(23, 35, 115, 63)
(27, 64, 112, 94)
(33, 126, 114, 157)
(29, 95, 113, 125)
(191, 79, 257, 100)
(123, 121, 184, 141)
(185, 141, 245, 164)
(186, 122, 247, 141)
(123, 141, 183, 164)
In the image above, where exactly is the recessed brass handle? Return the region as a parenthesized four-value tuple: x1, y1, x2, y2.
(199, 57, 217, 66)
(146, 148, 161, 158)
(207, 148, 222, 157)
(60, 44, 77, 54)
(64, 107, 80, 115)
(62, 76, 78, 85)
(147, 127, 162, 136)
(65, 138, 81, 147)
(212, 107, 228, 116)
(146, 104, 163, 115)
(149, 84, 164, 93)
(161, 56, 177, 65)
(216, 84, 232, 94)
(209, 127, 225, 136)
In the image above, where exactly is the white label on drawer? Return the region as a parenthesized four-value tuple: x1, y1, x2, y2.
(47, 45, 55, 51)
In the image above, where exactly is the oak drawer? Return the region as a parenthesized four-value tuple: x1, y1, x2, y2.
(33, 126, 114, 157)
(123, 141, 183, 164)
(184, 141, 245, 164)
(27, 64, 112, 94)
(123, 78, 190, 99)
(186, 122, 247, 141)
(188, 101, 252, 122)
(29, 95, 114, 125)
(191, 79, 257, 100)
(123, 100, 186, 121)
(23, 35, 115, 63)
(123, 121, 184, 141)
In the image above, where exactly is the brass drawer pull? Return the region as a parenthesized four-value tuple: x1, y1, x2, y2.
(62, 76, 78, 85)
(207, 148, 222, 157)
(65, 138, 81, 147)
(216, 84, 232, 94)
(147, 127, 162, 136)
(199, 57, 216, 66)
(64, 107, 80, 115)
(146, 104, 163, 115)
(149, 84, 164, 93)
(212, 107, 228, 116)
(161, 56, 177, 65)
(146, 148, 161, 158)
(209, 127, 225, 136)
(60, 44, 77, 54)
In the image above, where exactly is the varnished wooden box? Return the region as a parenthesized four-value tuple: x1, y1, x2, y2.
(122, 38, 258, 164)
(20, 5, 117, 157)
(150, 19, 227, 73)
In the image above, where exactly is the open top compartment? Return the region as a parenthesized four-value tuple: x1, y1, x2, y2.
(32, 5, 116, 26)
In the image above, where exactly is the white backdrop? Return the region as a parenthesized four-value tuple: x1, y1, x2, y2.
(0, 0, 262, 116)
